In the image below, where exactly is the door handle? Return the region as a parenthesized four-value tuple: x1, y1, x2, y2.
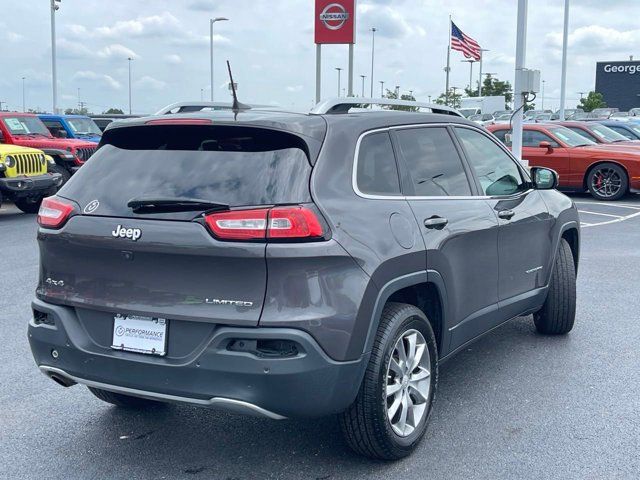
(424, 216, 448, 229)
(498, 209, 515, 220)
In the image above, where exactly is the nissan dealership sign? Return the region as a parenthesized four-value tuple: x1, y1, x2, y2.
(315, 0, 356, 44)
(595, 61, 640, 111)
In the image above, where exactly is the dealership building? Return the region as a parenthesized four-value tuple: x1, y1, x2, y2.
(595, 60, 640, 111)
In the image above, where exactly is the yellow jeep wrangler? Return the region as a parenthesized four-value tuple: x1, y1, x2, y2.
(0, 144, 62, 213)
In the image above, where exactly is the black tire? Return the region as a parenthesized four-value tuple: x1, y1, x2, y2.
(339, 302, 438, 460)
(534, 238, 576, 334)
(88, 387, 164, 408)
(48, 162, 71, 186)
(586, 162, 627, 201)
(14, 197, 43, 214)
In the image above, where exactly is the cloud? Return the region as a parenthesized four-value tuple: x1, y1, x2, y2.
(164, 54, 182, 64)
(286, 85, 303, 92)
(135, 76, 167, 90)
(57, 38, 93, 59)
(545, 25, 640, 53)
(73, 71, 121, 90)
(93, 12, 182, 39)
(168, 33, 230, 47)
(97, 44, 139, 60)
(5, 31, 23, 43)
(357, 4, 422, 39)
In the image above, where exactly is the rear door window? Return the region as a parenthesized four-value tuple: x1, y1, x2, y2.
(356, 131, 401, 196)
(62, 125, 313, 219)
(395, 127, 472, 197)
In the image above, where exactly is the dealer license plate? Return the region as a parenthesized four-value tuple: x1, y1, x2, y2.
(111, 314, 167, 356)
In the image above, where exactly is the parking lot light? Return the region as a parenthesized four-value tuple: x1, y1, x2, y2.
(210, 17, 229, 102)
(50, 0, 62, 114)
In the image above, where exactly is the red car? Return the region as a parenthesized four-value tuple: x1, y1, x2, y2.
(0, 112, 97, 184)
(487, 123, 640, 200)
(556, 120, 640, 149)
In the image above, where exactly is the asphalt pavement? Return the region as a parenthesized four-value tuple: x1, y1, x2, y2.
(1, 195, 639, 480)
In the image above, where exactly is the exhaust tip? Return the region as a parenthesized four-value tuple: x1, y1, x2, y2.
(47, 372, 76, 388)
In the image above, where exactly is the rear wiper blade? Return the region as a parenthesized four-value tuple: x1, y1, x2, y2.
(127, 196, 229, 213)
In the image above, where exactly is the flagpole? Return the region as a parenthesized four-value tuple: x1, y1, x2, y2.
(445, 15, 451, 105)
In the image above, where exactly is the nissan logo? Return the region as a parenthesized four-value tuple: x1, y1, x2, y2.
(320, 3, 349, 30)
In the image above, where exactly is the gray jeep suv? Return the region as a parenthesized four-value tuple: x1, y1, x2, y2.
(29, 104, 579, 460)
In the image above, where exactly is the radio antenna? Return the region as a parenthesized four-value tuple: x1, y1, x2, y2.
(226, 60, 249, 116)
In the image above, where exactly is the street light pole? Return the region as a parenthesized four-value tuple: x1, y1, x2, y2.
(360, 75, 366, 97)
(478, 49, 489, 96)
(559, 0, 570, 120)
(541, 80, 545, 110)
(335, 68, 342, 97)
(127, 57, 133, 114)
(379, 80, 384, 97)
(50, 0, 61, 114)
(370, 27, 376, 97)
(210, 17, 229, 102)
(461, 59, 475, 94)
(22, 77, 26, 112)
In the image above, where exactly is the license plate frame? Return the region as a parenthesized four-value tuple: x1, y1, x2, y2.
(111, 314, 168, 356)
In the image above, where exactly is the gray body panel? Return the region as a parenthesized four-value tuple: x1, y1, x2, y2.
(29, 109, 580, 417)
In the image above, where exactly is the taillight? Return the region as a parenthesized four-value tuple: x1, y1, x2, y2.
(37, 197, 74, 229)
(268, 206, 324, 239)
(204, 208, 269, 240)
(204, 206, 325, 241)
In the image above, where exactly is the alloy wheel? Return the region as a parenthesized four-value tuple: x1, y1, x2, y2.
(385, 329, 431, 437)
(590, 167, 622, 198)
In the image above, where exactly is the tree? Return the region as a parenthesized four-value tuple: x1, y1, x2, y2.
(579, 91, 606, 112)
(464, 75, 513, 109)
(434, 88, 462, 109)
(64, 107, 90, 115)
(103, 107, 124, 114)
(382, 89, 419, 111)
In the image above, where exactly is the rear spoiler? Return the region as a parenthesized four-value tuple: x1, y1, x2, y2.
(310, 98, 463, 117)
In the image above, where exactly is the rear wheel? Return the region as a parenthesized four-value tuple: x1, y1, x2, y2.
(534, 238, 576, 334)
(14, 197, 43, 214)
(586, 162, 627, 201)
(48, 162, 71, 186)
(339, 302, 438, 460)
(88, 387, 164, 408)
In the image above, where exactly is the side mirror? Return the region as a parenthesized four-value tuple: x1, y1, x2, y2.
(531, 167, 558, 190)
(538, 141, 553, 152)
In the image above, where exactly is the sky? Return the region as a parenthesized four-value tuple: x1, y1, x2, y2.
(1, 0, 638, 114)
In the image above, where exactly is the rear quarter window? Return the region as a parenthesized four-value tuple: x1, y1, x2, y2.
(356, 132, 401, 196)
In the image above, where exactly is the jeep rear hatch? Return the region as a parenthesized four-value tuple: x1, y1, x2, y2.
(37, 124, 318, 326)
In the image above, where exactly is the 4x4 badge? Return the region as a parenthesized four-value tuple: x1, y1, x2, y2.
(84, 200, 100, 214)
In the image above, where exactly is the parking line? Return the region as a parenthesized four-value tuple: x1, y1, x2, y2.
(581, 210, 640, 228)
(578, 210, 623, 218)
(573, 201, 640, 210)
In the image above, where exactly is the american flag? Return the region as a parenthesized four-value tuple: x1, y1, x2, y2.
(451, 21, 481, 61)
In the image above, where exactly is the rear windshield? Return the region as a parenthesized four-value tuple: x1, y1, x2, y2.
(61, 125, 312, 219)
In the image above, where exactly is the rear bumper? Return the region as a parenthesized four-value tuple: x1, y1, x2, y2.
(0, 173, 61, 196)
(28, 298, 366, 418)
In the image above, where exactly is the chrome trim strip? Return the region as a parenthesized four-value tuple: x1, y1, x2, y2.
(39, 365, 287, 420)
(310, 97, 462, 116)
(351, 122, 533, 201)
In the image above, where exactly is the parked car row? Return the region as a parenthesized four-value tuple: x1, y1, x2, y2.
(0, 112, 116, 212)
(487, 120, 640, 201)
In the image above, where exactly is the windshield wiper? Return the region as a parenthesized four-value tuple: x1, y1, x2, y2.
(128, 196, 229, 214)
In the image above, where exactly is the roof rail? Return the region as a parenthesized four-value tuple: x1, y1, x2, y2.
(154, 101, 274, 116)
(310, 97, 463, 117)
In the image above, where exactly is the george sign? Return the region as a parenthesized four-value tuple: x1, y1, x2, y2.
(595, 60, 640, 111)
(315, 0, 356, 44)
